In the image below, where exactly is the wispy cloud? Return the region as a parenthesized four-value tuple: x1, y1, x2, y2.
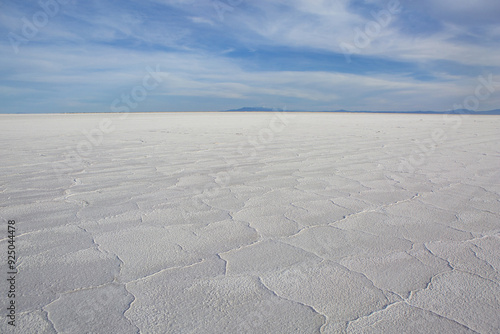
(1, 0, 499, 113)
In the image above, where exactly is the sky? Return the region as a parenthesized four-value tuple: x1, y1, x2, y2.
(1, 0, 500, 113)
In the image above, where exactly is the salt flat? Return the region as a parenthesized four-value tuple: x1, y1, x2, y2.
(0, 112, 499, 333)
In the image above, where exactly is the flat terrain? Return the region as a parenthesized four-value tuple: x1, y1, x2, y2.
(1, 112, 499, 333)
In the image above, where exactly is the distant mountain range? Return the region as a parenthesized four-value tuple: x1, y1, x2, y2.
(226, 107, 288, 112)
(226, 107, 500, 115)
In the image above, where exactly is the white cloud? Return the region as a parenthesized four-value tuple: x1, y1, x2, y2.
(189, 16, 215, 26)
(215, 0, 500, 67)
(1, 0, 499, 113)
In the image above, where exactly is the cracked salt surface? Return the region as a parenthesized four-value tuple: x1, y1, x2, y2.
(0, 112, 499, 333)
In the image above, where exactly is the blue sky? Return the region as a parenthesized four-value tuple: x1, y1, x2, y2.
(1, 0, 499, 113)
